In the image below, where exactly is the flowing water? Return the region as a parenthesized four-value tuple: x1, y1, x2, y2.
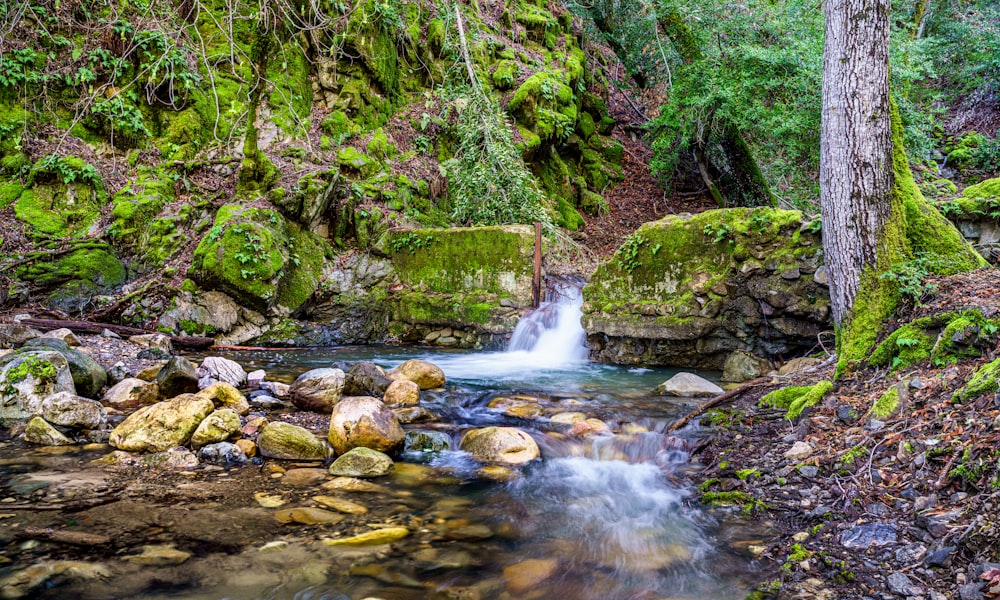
(0, 284, 763, 599)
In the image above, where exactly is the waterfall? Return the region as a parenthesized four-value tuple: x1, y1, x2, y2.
(505, 278, 588, 362)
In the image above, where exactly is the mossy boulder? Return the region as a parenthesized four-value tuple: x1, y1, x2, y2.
(14, 246, 126, 313)
(954, 358, 1000, 402)
(189, 204, 327, 315)
(14, 155, 104, 238)
(583, 208, 829, 368)
(509, 71, 577, 150)
(109, 394, 216, 453)
(0, 351, 77, 426)
(963, 177, 1000, 201)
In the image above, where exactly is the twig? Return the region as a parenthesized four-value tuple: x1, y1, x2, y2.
(667, 378, 775, 432)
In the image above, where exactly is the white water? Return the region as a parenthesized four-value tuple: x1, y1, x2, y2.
(421, 280, 589, 381)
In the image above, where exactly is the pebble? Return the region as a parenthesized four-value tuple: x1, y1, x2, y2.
(321, 527, 409, 546)
(887, 572, 922, 596)
(841, 523, 897, 549)
(784, 441, 812, 461)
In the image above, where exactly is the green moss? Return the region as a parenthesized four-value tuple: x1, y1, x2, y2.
(787, 543, 811, 563)
(389, 226, 535, 300)
(109, 167, 176, 250)
(427, 18, 446, 56)
(867, 318, 935, 369)
(871, 386, 899, 419)
(759, 380, 833, 420)
(492, 60, 519, 90)
(701, 491, 767, 515)
(953, 357, 1000, 403)
(963, 177, 1000, 199)
(267, 41, 312, 135)
(321, 110, 359, 140)
(0, 182, 22, 208)
(366, 127, 396, 160)
(189, 204, 327, 313)
(3, 355, 57, 386)
(337, 146, 378, 177)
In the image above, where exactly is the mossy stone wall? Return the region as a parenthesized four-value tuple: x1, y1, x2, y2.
(584, 208, 830, 368)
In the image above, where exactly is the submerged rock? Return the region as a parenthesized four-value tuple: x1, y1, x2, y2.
(460, 427, 540, 465)
(328, 396, 405, 454)
(388, 359, 446, 389)
(654, 372, 723, 398)
(328, 447, 394, 477)
(109, 394, 215, 452)
(321, 527, 409, 546)
(257, 422, 329, 460)
(289, 368, 345, 413)
(122, 545, 192, 566)
(405, 430, 452, 453)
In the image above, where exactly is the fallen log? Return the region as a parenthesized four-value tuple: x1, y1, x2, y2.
(16, 318, 215, 349)
(666, 378, 775, 433)
(22, 527, 111, 546)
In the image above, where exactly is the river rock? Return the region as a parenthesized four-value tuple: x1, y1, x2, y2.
(197, 356, 247, 388)
(383, 379, 420, 406)
(155, 356, 199, 398)
(22, 338, 107, 399)
(321, 527, 409, 546)
(0, 351, 76, 426)
(280, 468, 328, 486)
(289, 368, 345, 413)
(328, 396, 405, 454)
(460, 427, 540, 465)
(778, 356, 824, 376)
(39, 328, 81, 346)
(394, 406, 437, 423)
(387, 359, 446, 389)
(109, 394, 215, 452)
(654, 372, 723, 397)
(197, 441, 248, 465)
(102, 378, 159, 409)
(190, 409, 241, 448)
(343, 361, 392, 396)
(234, 438, 257, 457)
(0, 324, 41, 348)
(721, 351, 770, 383)
(329, 447, 394, 477)
(887, 572, 923, 596)
(784, 441, 813, 461)
(550, 412, 587, 424)
(196, 382, 250, 415)
(257, 422, 329, 460)
(122, 545, 191, 566)
(144, 447, 199, 469)
(405, 430, 452, 453)
(840, 523, 897, 549)
(503, 559, 558, 594)
(39, 391, 106, 429)
(312, 495, 368, 514)
(129, 333, 174, 356)
(24, 416, 75, 446)
(274, 507, 345, 525)
(322, 477, 388, 493)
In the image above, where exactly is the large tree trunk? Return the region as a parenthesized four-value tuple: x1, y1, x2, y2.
(821, 0, 985, 375)
(820, 0, 895, 329)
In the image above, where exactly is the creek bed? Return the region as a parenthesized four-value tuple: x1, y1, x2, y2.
(0, 343, 767, 599)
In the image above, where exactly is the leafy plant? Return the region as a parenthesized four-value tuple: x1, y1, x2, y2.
(390, 233, 437, 253)
(880, 252, 964, 306)
(616, 233, 646, 273)
(703, 222, 733, 244)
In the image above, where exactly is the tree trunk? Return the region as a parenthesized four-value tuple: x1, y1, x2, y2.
(821, 0, 985, 374)
(820, 0, 895, 329)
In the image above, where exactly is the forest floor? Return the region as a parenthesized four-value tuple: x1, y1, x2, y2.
(691, 269, 1000, 600)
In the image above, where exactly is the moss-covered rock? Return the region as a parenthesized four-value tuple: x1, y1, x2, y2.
(759, 380, 833, 420)
(15, 246, 126, 313)
(963, 177, 1000, 200)
(189, 204, 327, 315)
(954, 357, 1000, 403)
(584, 208, 829, 368)
(15, 156, 104, 238)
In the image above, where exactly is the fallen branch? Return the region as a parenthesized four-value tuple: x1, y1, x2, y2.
(22, 527, 111, 546)
(667, 378, 775, 433)
(16, 318, 214, 349)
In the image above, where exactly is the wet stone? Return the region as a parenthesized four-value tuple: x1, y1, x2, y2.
(273, 507, 345, 525)
(197, 442, 247, 465)
(841, 523, 897, 549)
(280, 468, 328, 487)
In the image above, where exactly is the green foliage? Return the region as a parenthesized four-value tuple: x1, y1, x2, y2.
(879, 252, 965, 306)
(445, 91, 552, 229)
(615, 233, 646, 273)
(389, 233, 436, 254)
(29, 155, 101, 189)
(4, 356, 57, 386)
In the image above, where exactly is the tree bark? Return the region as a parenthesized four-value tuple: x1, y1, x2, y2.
(820, 0, 894, 328)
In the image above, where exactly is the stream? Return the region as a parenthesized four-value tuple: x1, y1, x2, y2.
(0, 285, 765, 599)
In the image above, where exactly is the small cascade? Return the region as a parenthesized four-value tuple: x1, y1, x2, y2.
(505, 277, 588, 362)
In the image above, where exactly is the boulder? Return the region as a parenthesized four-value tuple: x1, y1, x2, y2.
(197, 356, 247, 388)
(0, 324, 41, 348)
(654, 372, 723, 398)
(778, 356, 824, 376)
(22, 338, 107, 398)
(109, 394, 215, 452)
(257, 421, 329, 460)
(459, 427, 540, 465)
(190, 409, 242, 448)
(157, 290, 241, 337)
(24, 416, 74, 445)
(195, 382, 250, 415)
(144, 447, 199, 470)
(387, 359, 446, 390)
(404, 430, 452, 453)
(289, 368, 345, 413)
(343, 361, 392, 396)
(383, 379, 420, 406)
(0, 351, 76, 426)
(155, 356, 199, 398)
(721, 351, 770, 383)
(328, 447, 394, 477)
(39, 328, 81, 346)
(328, 396, 405, 454)
(102, 378, 159, 409)
(39, 391, 106, 429)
